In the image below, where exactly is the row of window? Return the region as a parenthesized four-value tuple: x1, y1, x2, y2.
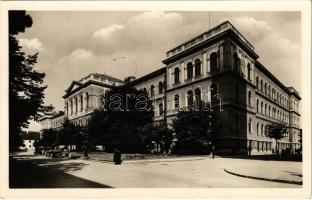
(255, 76, 289, 109)
(142, 81, 164, 97)
(256, 99, 289, 123)
(172, 52, 219, 84)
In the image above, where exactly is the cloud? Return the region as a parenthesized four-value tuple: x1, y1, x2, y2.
(91, 11, 184, 54)
(19, 38, 43, 51)
(93, 24, 124, 39)
(229, 16, 301, 91)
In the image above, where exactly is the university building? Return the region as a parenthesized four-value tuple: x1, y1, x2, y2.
(39, 21, 301, 155)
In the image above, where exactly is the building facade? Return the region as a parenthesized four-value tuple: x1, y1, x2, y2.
(39, 21, 301, 155)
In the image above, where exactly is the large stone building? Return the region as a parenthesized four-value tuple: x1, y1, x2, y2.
(39, 21, 301, 155)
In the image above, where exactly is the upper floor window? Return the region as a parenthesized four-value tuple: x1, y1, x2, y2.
(159, 103, 164, 116)
(256, 77, 259, 88)
(210, 52, 218, 73)
(233, 53, 240, 73)
(187, 62, 193, 80)
(86, 92, 89, 109)
(248, 91, 252, 106)
(248, 119, 252, 133)
(143, 87, 147, 94)
(187, 90, 194, 107)
(195, 88, 201, 107)
(195, 59, 201, 77)
(174, 67, 180, 84)
(264, 83, 267, 95)
(174, 94, 180, 109)
(247, 63, 251, 80)
(150, 85, 155, 96)
(260, 80, 263, 92)
(158, 81, 163, 94)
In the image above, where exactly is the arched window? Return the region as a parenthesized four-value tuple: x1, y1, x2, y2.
(195, 88, 201, 107)
(187, 62, 193, 80)
(261, 124, 264, 135)
(260, 80, 263, 92)
(210, 84, 217, 102)
(235, 85, 239, 102)
(264, 82, 267, 95)
(248, 119, 252, 133)
(268, 85, 271, 97)
(80, 94, 83, 112)
(248, 91, 252, 107)
(195, 59, 201, 76)
(257, 99, 259, 112)
(143, 87, 147, 94)
(265, 104, 267, 115)
(158, 81, 163, 94)
(261, 101, 263, 114)
(187, 90, 193, 107)
(247, 63, 251, 80)
(257, 123, 259, 135)
(174, 94, 180, 109)
(174, 67, 180, 84)
(86, 92, 89, 109)
(268, 106, 271, 117)
(159, 103, 164, 116)
(75, 97, 78, 113)
(150, 85, 155, 96)
(233, 53, 240, 73)
(256, 77, 259, 88)
(210, 52, 218, 73)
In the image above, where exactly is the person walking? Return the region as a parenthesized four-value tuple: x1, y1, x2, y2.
(113, 148, 122, 165)
(211, 145, 215, 159)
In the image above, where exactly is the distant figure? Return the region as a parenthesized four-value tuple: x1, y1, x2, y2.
(113, 148, 122, 165)
(211, 145, 215, 159)
(248, 145, 252, 157)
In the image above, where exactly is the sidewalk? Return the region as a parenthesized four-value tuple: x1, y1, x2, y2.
(224, 162, 302, 185)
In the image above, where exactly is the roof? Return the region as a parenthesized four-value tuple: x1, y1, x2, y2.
(78, 73, 124, 84)
(38, 111, 65, 121)
(63, 80, 116, 99)
(128, 67, 166, 86)
(19, 131, 40, 140)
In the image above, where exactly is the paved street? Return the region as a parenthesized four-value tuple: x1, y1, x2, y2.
(10, 154, 302, 188)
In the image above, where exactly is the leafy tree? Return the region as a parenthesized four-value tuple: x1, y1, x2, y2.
(265, 122, 288, 153)
(88, 85, 154, 153)
(37, 129, 59, 148)
(137, 122, 173, 154)
(9, 11, 52, 150)
(172, 104, 217, 154)
(59, 119, 84, 150)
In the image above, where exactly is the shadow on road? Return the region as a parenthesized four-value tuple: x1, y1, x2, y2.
(9, 156, 113, 188)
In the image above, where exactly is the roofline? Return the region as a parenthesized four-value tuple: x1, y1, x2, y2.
(166, 20, 255, 54)
(78, 73, 124, 84)
(128, 67, 166, 86)
(63, 80, 116, 99)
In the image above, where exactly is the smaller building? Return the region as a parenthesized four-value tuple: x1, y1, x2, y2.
(38, 111, 65, 132)
(19, 131, 40, 151)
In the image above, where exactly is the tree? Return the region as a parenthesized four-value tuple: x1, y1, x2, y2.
(59, 119, 84, 150)
(9, 11, 51, 150)
(37, 129, 59, 149)
(172, 104, 218, 154)
(265, 122, 288, 153)
(137, 122, 173, 154)
(88, 85, 154, 153)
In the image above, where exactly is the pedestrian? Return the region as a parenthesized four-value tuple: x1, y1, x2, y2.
(248, 145, 252, 157)
(113, 148, 122, 165)
(211, 145, 215, 159)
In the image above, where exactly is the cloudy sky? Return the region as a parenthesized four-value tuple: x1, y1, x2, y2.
(18, 11, 301, 131)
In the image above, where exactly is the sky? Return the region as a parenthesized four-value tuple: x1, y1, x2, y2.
(18, 11, 301, 131)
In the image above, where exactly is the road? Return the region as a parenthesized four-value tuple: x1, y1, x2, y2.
(9, 154, 302, 188)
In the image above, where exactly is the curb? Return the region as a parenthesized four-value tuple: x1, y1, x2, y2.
(224, 169, 302, 185)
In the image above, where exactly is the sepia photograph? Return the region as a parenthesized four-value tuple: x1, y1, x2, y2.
(0, 0, 311, 199)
